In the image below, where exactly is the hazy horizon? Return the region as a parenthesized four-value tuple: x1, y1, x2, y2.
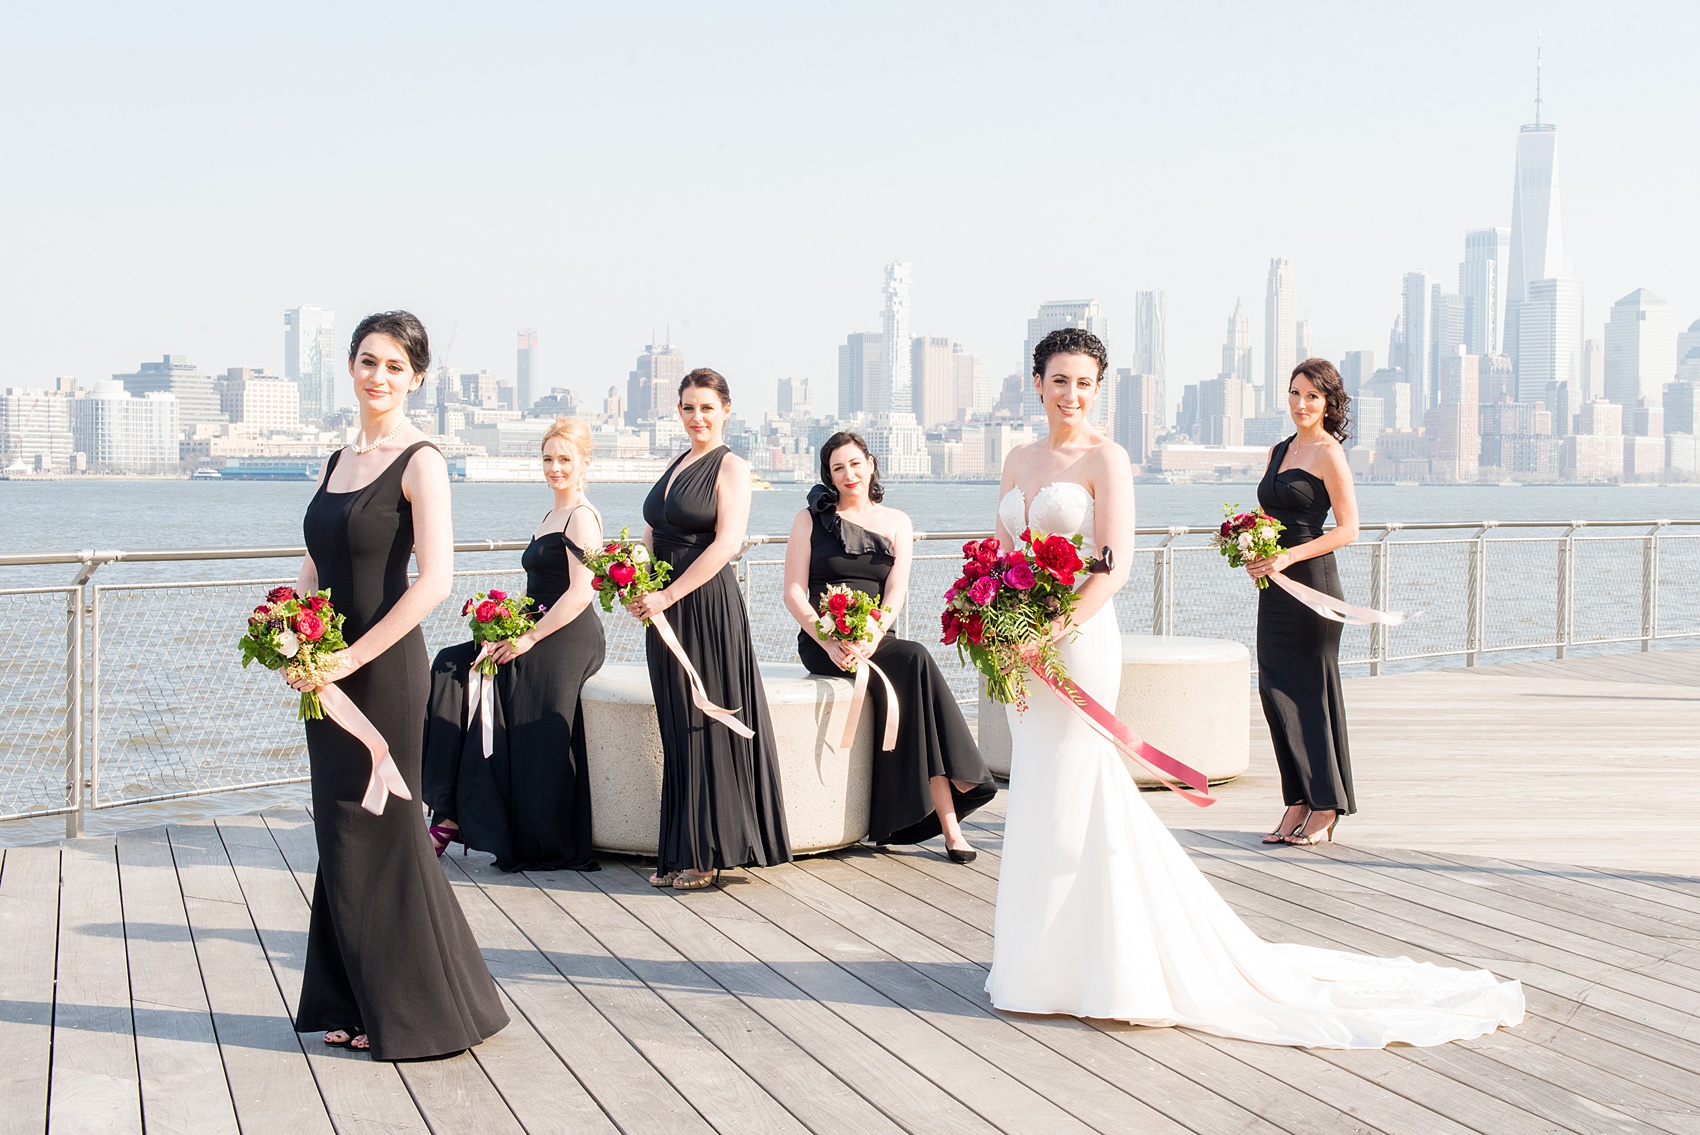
(4, 1, 1695, 417)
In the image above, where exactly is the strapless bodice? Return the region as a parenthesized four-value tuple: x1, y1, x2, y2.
(999, 482, 1096, 547)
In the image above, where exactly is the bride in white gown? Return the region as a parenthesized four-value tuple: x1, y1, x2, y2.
(986, 330, 1523, 1048)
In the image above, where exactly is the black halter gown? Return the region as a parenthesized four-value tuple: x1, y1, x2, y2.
(422, 505, 606, 871)
(294, 442, 507, 1060)
(795, 486, 995, 843)
(1255, 436, 1356, 815)
(642, 446, 791, 874)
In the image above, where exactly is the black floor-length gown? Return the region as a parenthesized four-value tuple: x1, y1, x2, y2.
(421, 506, 605, 872)
(1255, 436, 1356, 815)
(643, 446, 791, 874)
(293, 443, 508, 1060)
(794, 486, 995, 843)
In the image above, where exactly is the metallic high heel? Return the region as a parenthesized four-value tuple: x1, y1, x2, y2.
(1283, 814, 1339, 846)
(1262, 808, 1307, 844)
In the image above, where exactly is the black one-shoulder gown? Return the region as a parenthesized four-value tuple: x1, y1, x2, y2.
(643, 446, 791, 874)
(293, 443, 507, 1061)
(1255, 436, 1356, 815)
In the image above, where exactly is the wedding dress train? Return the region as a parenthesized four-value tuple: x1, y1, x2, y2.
(985, 481, 1523, 1048)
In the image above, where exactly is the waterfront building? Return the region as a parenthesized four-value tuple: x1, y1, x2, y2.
(1581, 338, 1605, 404)
(1604, 290, 1676, 409)
(1243, 413, 1289, 447)
(1561, 434, 1624, 482)
(1503, 67, 1565, 380)
(1545, 382, 1574, 435)
(601, 386, 624, 423)
(953, 346, 994, 416)
(1632, 401, 1663, 439)
(1341, 351, 1375, 398)
(865, 413, 928, 477)
(911, 336, 957, 428)
(1667, 433, 1700, 479)
(1222, 300, 1252, 388)
(1479, 401, 1555, 480)
(1113, 370, 1161, 466)
(1021, 300, 1108, 419)
(1151, 444, 1269, 479)
(71, 381, 179, 473)
(1461, 227, 1510, 356)
(1264, 258, 1297, 412)
(1427, 352, 1481, 483)
(532, 388, 578, 417)
(114, 355, 223, 434)
(218, 369, 299, 430)
(516, 329, 538, 411)
(1677, 320, 1700, 376)
(458, 419, 554, 457)
(626, 339, 686, 426)
(1516, 278, 1585, 404)
(284, 305, 338, 421)
(1196, 376, 1246, 447)
(1352, 395, 1385, 450)
(1360, 369, 1412, 431)
(1400, 273, 1436, 412)
(1626, 432, 1665, 481)
(1664, 382, 1700, 435)
(1576, 399, 1622, 438)
(837, 331, 884, 417)
(1429, 290, 1466, 394)
(776, 377, 811, 417)
(1133, 291, 1166, 394)
(881, 262, 913, 417)
(0, 387, 74, 472)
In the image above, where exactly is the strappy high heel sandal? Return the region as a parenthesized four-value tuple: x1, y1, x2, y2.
(1262, 807, 1308, 844)
(1283, 813, 1339, 846)
(428, 824, 458, 858)
(672, 869, 719, 890)
(648, 870, 680, 887)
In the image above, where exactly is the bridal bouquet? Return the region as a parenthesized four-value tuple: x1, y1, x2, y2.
(814, 585, 887, 657)
(1212, 505, 1286, 589)
(582, 527, 673, 622)
(239, 586, 349, 720)
(460, 589, 538, 675)
(942, 530, 1101, 708)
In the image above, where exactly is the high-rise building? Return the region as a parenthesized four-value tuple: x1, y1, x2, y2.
(516, 329, 538, 411)
(1113, 370, 1161, 466)
(1460, 228, 1510, 356)
(1020, 300, 1108, 419)
(1604, 289, 1677, 408)
(625, 339, 686, 425)
(284, 305, 338, 421)
(1504, 56, 1565, 378)
(952, 346, 993, 416)
(776, 377, 810, 417)
(1341, 351, 1375, 397)
(837, 332, 883, 417)
(1196, 376, 1246, 446)
(1264, 258, 1298, 410)
(1581, 338, 1605, 404)
(1678, 320, 1700, 375)
(1400, 272, 1436, 411)
(1664, 381, 1700, 435)
(1482, 354, 1516, 403)
(218, 369, 300, 430)
(1361, 369, 1413, 431)
(71, 382, 179, 472)
(1133, 291, 1166, 386)
(881, 262, 912, 417)
(910, 336, 957, 428)
(1516, 278, 1585, 403)
(114, 356, 224, 432)
(1222, 300, 1252, 384)
(1427, 352, 1481, 482)
(0, 387, 74, 472)
(1295, 320, 1313, 369)
(1429, 289, 1466, 399)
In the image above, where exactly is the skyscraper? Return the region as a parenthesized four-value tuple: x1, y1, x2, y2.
(837, 332, 883, 417)
(1020, 300, 1108, 419)
(284, 305, 337, 420)
(1504, 52, 1565, 377)
(1341, 351, 1375, 397)
(1400, 272, 1436, 411)
(1604, 289, 1676, 408)
(1516, 278, 1585, 403)
(1429, 288, 1466, 395)
(1133, 291, 1166, 387)
(881, 261, 912, 417)
(911, 336, 956, 427)
(1264, 258, 1297, 410)
(516, 328, 538, 411)
(1461, 228, 1510, 356)
(626, 338, 686, 425)
(1113, 369, 1161, 465)
(114, 355, 224, 432)
(1221, 300, 1251, 384)
(776, 377, 811, 417)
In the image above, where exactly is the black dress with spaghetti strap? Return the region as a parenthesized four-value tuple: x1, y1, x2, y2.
(421, 505, 606, 872)
(794, 486, 995, 843)
(642, 446, 791, 874)
(1254, 436, 1356, 815)
(293, 442, 507, 1061)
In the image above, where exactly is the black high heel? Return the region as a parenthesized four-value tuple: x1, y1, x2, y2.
(946, 847, 977, 865)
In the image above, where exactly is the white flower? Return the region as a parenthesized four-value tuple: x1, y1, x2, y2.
(817, 614, 835, 632)
(630, 544, 650, 564)
(1257, 526, 1274, 543)
(1237, 532, 1253, 552)
(276, 629, 300, 659)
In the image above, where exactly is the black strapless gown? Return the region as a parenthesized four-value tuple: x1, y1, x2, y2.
(421, 508, 606, 872)
(293, 443, 507, 1061)
(794, 487, 995, 843)
(643, 447, 791, 874)
(1255, 437, 1356, 815)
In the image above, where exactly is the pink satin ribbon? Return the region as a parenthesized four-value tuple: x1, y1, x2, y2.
(467, 644, 497, 759)
(1269, 572, 1408, 626)
(836, 651, 900, 759)
(317, 681, 413, 816)
(1022, 650, 1215, 808)
(650, 610, 755, 739)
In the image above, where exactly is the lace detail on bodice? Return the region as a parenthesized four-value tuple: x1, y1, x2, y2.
(999, 482, 1096, 547)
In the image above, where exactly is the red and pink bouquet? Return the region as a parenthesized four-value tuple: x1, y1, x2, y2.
(1212, 504, 1286, 589)
(581, 526, 673, 622)
(239, 586, 349, 720)
(942, 530, 1103, 707)
(813, 585, 888, 659)
(460, 589, 538, 676)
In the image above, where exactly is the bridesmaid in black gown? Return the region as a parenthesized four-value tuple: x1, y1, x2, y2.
(421, 417, 606, 872)
(1247, 358, 1363, 848)
(623, 368, 790, 889)
(289, 311, 506, 1059)
(782, 432, 995, 859)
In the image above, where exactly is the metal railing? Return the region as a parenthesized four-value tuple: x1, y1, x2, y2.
(2, 518, 1696, 834)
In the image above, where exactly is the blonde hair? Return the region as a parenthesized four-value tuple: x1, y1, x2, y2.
(541, 416, 593, 461)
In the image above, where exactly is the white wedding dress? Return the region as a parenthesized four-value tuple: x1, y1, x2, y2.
(986, 482, 1524, 1048)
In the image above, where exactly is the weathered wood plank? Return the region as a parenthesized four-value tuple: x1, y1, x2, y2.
(48, 844, 142, 1135)
(0, 847, 58, 1135)
(114, 828, 240, 1135)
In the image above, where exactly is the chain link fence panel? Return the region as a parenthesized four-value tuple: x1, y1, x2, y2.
(0, 588, 77, 820)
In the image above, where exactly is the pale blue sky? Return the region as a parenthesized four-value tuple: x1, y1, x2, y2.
(3, 1, 1694, 416)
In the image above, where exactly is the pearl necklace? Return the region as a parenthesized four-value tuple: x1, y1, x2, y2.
(352, 422, 407, 455)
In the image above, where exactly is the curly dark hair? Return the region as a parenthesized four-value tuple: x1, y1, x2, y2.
(1032, 327, 1108, 381)
(817, 431, 884, 502)
(1290, 358, 1352, 442)
(348, 311, 430, 375)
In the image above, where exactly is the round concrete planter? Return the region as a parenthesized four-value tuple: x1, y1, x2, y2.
(978, 634, 1250, 786)
(580, 661, 875, 856)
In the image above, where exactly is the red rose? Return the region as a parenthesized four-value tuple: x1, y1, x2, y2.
(1218, 520, 1231, 538)
(963, 613, 985, 645)
(266, 586, 297, 604)
(962, 561, 986, 580)
(827, 592, 849, 615)
(475, 600, 500, 623)
(488, 589, 507, 602)
(609, 562, 637, 587)
(462, 598, 476, 616)
(307, 596, 329, 613)
(1001, 552, 1026, 570)
(941, 610, 962, 645)
(835, 614, 853, 635)
(591, 575, 606, 590)
(604, 541, 621, 553)
(961, 540, 981, 560)
(1034, 533, 1085, 583)
(975, 538, 1000, 565)
(1019, 528, 1032, 544)
(294, 611, 326, 642)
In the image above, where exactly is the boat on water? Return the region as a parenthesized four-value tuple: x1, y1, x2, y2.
(189, 467, 223, 480)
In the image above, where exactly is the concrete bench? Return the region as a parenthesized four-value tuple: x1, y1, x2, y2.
(978, 634, 1250, 786)
(580, 662, 876, 856)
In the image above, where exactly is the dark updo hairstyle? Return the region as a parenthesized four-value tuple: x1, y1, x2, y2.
(1032, 327, 1108, 382)
(348, 311, 431, 376)
(1290, 358, 1352, 442)
(818, 430, 884, 503)
(678, 367, 731, 407)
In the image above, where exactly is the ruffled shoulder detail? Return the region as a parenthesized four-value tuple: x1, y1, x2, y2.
(807, 484, 893, 558)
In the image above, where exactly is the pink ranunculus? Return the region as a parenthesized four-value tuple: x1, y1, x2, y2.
(1003, 562, 1036, 590)
(968, 576, 1000, 605)
(488, 589, 507, 602)
(475, 600, 500, 623)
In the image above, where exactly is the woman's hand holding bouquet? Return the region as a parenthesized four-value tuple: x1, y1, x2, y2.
(240, 586, 350, 720)
(461, 589, 538, 674)
(582, 528, 673, 623)
(1212, 505, 1286, 589)
(816, 584, 899, 752)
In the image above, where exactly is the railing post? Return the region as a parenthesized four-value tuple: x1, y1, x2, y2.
(1465, 522, 1495, 667)
(65, 554, 104, 839)
(1556, 521, 1582, 660)
(1367, 526, 1399, 676)
(1152, 529, 1179, 636)
(1643, 520, 1668, 652)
